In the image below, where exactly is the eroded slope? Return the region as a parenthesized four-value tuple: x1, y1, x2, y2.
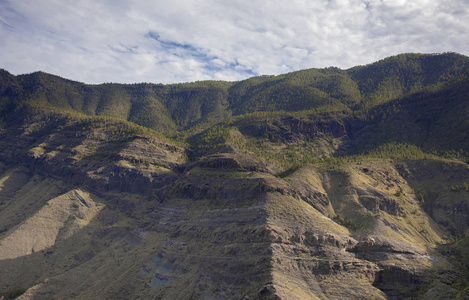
(1, 153, 468, 299)
(1, 53, 469, 299)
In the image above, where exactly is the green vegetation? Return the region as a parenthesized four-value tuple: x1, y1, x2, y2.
(0, 286, 27, 299)
(450, 183, 469, 192)
(2, 53, 466, 138)
(332, 214, 358, 230)
(1, 53, 469, 300)
(348, 52, 469, 109)
(1, 53, 469, 175)
(1, 53, 469, 171)
(363, 143, 440, 160)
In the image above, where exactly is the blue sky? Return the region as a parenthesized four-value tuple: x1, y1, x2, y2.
(0, 0, 468, 84)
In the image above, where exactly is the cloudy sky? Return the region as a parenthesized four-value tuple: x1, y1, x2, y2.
(0, 0, 468, 84)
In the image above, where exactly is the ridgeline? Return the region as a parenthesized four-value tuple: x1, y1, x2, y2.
(1, 52, 469, 299)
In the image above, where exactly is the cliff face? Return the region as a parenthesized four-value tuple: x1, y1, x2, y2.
(263, 160, 468, 299)
(0, 121, 468, 299)
(1, 53, 469, 299)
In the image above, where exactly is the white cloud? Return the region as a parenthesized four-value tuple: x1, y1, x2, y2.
(0, 0, 468, 84)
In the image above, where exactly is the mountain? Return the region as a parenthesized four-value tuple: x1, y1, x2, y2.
(1, 52, 469, 299)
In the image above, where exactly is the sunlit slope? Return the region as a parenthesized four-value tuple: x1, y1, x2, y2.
(0, 52, 469, 299)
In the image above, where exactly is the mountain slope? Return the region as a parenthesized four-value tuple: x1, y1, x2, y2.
(1, 52, 469, 299)
(1, 52, 468, 134)
(348, 52, 469, 108)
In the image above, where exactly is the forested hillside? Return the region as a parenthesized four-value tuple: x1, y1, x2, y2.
(2, 52, 468, 132)
(1, 52, 469, 299)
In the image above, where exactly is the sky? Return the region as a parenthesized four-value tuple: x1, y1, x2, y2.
(0, 0, 468, 84)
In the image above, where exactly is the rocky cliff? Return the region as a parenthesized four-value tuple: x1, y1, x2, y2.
(1, 53, 469, 299)
(0, 118, 468, 299)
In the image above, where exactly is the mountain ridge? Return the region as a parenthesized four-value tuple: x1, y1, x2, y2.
(1, 52, 469, 299)
(2, 52, 468, 133)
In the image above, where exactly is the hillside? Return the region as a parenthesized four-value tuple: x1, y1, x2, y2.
(1, 52, 469, 299)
